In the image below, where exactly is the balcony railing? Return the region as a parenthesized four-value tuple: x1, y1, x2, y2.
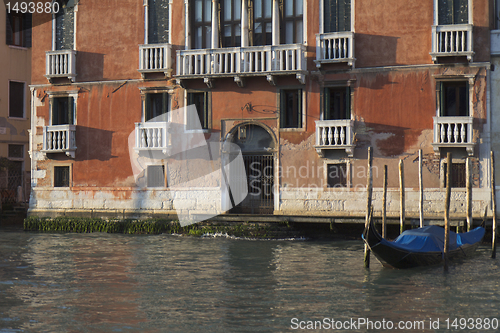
(431, 24, 474, 61)
(135, 121, 170, 154)
(42, 124, 77, 158)
(432, 116, 474, 156)
(138, 43, 172, 77)
(315, 31, 354, 67)
(176, 44, 306, 78)
(314, 119, 354, 157)
(45, 50, 77, 82)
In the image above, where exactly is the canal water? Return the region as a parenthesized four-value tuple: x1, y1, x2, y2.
(1, 231, 500, 332)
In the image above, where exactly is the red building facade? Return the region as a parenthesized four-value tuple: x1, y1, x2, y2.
(29, 0, 493, 222)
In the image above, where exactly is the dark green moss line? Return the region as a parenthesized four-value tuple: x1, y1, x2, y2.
(23, 216, 298, 238)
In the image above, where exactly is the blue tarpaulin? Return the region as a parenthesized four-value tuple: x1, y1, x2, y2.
(382, 226, 485, 253)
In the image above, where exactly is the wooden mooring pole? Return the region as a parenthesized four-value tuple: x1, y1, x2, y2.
(466, 157, 472, 232)
(419, 149, 424, 228)
(444, 152, 452, 272)
(491, 151, 497, 259)
(364, 147, 373, 268)
(399, 159, 405, 235)
(382, 165, 388, 239)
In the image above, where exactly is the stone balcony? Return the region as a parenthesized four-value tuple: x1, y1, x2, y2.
(314, 119, 354, 157)
(176, 44, 306, 87)
(138, 43, 172, 78)
(45, 50, 77, 82)
(431, 24, 474, 62)
(315, 31, 355, 67)
(135, 121, 170, 154)
(42, 124, 77, 158)
(432, 116, 474, 156)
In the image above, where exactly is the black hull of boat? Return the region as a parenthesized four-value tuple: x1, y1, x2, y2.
(363, 220, 481, 269)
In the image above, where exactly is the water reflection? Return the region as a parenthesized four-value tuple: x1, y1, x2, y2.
(0, 232, 500, 332)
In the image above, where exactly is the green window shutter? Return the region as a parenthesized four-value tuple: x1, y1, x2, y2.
(68, 97, 75, 125)
(297, 89, 302, 128)
(162, 92, 169, 116)
(145, 94, 151, 121)
(345, 86, 351, 119)
(24, 13, 32, 47)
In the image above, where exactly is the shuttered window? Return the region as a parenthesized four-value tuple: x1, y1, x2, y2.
(323, 87, 350, 120)
(51, 97, 75, 125)
(148, 0, 169, 44)
(280, 89, 302, 129)
(324, 0, 350, 33)
(187, 91, 210, 130)
(6, 12, 31, 47)
(439, 81, 469, 117)
(145, 93, 169, 122)
(438, 0, 468, 25)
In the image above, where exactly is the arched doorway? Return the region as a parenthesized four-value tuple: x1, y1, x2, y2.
(226, 122, 277, 214)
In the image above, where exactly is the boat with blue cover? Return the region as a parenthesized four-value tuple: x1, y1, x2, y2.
(362, 218, 485, 269)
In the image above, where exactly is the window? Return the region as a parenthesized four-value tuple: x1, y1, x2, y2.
(327, 163, 347, 188)
(148, 0, 169, 44)
(6, 11, 31, 47)
(8, 144, 24, 159)
(187, 91, 210, 130)
(323, 86, 350, 120)
(54, 0, 75, 50)
(324, 0, 351, 33)
(147, 165, 165, 187)
(439, 81, 468, 117)
(252, 0, 272, 46)
(192, 0, 212, 49)
(8, 144, 24, 191)
(280, 89, 302, 129)
(221, 0, 241, 47)
(281, 0, 303, 44)
(9, 81, 25, 118)
(54, 166, 70, 187)
(51, 97, 75, 125)
(437, 0, 468, 25)
(145, 93, 169, 121)
(443, 162, 466, 188)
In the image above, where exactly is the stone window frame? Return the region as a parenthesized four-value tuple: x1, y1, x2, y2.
(51, 0, 77, 51)
(47, 90, 78, 126)
(433, 74, 475, 118)
(324, 158, 351, 189)
(139, 87, 173, 123)
(144, 0, 173, 44)
(320, 80, 355, 121)
(440, 158, 467, 188)
(53, 163, 72, 188)
(184, 89, 212, 133)
(319, 0, 353, 34)
(278, 85, 306, 132)
(433, 0, 472, 26)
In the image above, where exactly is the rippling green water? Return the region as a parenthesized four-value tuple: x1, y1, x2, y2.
(1, 231, 499, 332)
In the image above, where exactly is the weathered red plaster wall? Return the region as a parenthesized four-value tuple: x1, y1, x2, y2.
(355, 0, 434, 67)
